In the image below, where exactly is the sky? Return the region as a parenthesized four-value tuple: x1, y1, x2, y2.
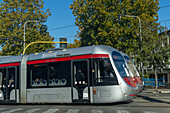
(0, 0, 170, 47)
(44, 0, 170, 46)
(158, 0, 170, 30)
(43, 0, 78, 47)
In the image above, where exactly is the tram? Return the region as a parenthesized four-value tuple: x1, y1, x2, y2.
(0, 45, 138, 104)
(121, 52, 143, 93)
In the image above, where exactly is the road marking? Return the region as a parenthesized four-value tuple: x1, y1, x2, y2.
(91, 110, 104, 113)
(143, 111, 157, 113)
(66, 109, 80, 113)
(0, 108, 6, 111)
(1, 108, 22, 113)
(43, 109, 59, 113)
(117, 110, 130, 113)
(24, 109, 40, 113)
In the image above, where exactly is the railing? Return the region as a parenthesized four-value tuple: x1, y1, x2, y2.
(143, 78, 167, 86)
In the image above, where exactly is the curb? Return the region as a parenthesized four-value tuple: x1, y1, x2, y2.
(143, 89, 170, 93)
(159, 91, 170, 93)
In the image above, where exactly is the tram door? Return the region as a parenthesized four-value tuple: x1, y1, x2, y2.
(72, 60, 90, 102)
(0, 67, 16, 102)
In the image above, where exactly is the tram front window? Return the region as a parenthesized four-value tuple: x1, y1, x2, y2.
(112, 51, 129, 78)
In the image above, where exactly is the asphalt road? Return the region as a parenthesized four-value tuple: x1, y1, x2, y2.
(0, 90, 170, 113)
(0, 104, 170, 113)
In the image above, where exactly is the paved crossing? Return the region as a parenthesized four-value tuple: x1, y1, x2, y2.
(0, 107, 159, 113)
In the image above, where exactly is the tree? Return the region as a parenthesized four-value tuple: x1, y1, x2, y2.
(0, 0, 54, 56)
(138, 20, 169, 89)
(70, 0, 168, 89)
(67, 39, 80, 48)
(70, 0, 159, 55)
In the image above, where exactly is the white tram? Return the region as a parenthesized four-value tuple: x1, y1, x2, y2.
(0, 45, 139, 104)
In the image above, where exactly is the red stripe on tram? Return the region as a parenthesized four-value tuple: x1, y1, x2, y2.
(27, 54, 109, 65)
(71, 54, 92, 60)
(92, 54, 109, 58)
(130, 94, 138, 96)
(27, 57, 71, 65)
(0, 62, 20, 67)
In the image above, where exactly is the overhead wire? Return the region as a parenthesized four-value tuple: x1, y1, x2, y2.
(160, 5, 170, 8)
(159, 19, 170, 22)
(48, 25, 76, 31)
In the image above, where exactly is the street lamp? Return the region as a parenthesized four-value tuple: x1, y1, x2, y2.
(119, 15, 142, 41)
(23, 20, 40, 51)
(119, 14, 143, 78)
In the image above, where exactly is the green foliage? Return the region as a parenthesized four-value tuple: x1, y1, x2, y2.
(137, 20, 169, 71)
(70, 0, 159, 55)
(137, 20, 169, 89)
(0, 0, 54, 56)
(67, 39, 80, 48)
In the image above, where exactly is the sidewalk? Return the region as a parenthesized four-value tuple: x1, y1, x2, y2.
(143, 86, 170, 93)
(143, 88, 170, 93)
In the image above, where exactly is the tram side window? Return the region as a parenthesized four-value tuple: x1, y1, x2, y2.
(0, 68, 15, 89)
(8, 68, 15, 88)
(49, 61, 71, 87)
(30, 64, 47, 87)
(0, 69, 4, 89)
(73, 61, 88, 86)
(0, 69, 6, 90)
(93, 58, 118, 86)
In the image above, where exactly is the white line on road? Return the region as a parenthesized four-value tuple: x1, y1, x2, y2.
(43, 109, 59, 113)
(143, 111, 157, 113)
(24, 109, 40, 113)
(66, 109, 80, 113)
(1, 108, 22, 113)
(117, 110, 130, 113)
(91, 110, 104, 113)
(0, 108, 6, 111)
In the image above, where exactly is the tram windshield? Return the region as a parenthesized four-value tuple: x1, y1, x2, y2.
(112, 51, 130, 78)
(124, 56, 130, 62)
(123, 56, 138, 76)
(126, 60, 138, 77)
(127, 60, 140, 77)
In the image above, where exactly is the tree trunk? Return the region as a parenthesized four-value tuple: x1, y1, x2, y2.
(155, 66, 158, 89)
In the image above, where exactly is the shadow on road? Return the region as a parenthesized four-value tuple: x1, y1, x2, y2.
(137, 95, 170, 104)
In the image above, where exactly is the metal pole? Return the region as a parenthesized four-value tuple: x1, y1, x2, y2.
(120, 15, 142, 41)
(119, 15, 143, 77)
(23, 20, 40, 51)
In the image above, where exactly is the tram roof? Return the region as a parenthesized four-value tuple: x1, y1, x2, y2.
(0, 55, 22, 64)
(27, 45, 118, 61)
(0, 45, 119, 64)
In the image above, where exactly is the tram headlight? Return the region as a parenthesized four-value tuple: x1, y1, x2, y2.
(124, 93, 127, 97)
